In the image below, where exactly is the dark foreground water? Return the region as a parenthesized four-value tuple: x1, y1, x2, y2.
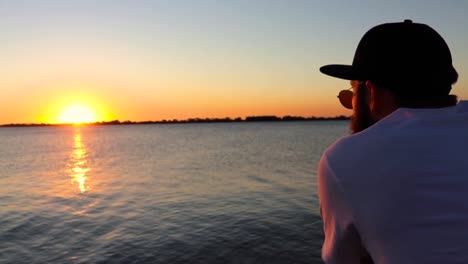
(0, 121, 347, 263)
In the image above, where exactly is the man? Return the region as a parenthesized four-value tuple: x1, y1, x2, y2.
(318, 20, 468, 263)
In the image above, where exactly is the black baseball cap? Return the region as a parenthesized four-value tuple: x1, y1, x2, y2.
(320, 19, 457, 94)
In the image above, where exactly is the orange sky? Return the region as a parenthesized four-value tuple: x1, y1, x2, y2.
(1, 1, 467, 124)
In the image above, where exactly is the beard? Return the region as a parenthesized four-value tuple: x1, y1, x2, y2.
(350, 83, 376, 134)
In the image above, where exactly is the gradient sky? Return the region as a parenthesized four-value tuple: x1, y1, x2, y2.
(1, 0, 467, 124)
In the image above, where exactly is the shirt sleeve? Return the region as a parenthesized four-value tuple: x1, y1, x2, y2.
(318, 154, 368, 264)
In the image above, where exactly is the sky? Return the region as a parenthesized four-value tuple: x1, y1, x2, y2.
(1, 0, 468, 124)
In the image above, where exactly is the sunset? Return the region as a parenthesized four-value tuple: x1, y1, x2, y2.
(2, 1, 467, 125)
(1, 1, 468, 263)
(58, 104, 97, 124)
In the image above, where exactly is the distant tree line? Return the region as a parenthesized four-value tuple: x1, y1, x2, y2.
(94, 115, 349, 125)
(0, 115, 350, 127)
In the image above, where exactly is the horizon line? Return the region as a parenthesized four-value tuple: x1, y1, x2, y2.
(0, 114, 350, 127)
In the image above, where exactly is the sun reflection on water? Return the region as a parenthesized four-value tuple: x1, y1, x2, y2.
(69, 129, 90, 193)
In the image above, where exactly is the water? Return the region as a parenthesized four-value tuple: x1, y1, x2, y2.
(0, 121, 348, 263)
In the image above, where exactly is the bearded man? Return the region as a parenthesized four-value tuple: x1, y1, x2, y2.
(318, 19, 468, 264)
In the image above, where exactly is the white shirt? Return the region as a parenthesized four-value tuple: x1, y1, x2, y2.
(318, 101, 468, 264)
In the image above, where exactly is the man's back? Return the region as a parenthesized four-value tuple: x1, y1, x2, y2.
(319, 101, 468, 263)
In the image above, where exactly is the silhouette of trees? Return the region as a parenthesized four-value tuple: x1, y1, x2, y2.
(0, 115, 349, 127)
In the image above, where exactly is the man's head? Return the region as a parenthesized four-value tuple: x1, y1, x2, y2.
(320, 19, 458, 133)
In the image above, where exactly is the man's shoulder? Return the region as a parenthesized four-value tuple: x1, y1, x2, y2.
(322, 102, 468, 171)
(322, 129, 376, 161)
(320, 133, 364, 175)
(320, 112, 405, 171)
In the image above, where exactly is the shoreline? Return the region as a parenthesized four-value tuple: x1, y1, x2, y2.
(0, 115, 349, 127)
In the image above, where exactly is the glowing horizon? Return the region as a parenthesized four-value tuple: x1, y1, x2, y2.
(1, 1, 467, 125)
(58, 104, 97, 124)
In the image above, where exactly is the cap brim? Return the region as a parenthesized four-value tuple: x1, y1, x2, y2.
(320, 64, 362, 80)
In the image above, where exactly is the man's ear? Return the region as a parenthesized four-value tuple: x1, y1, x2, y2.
(365, 80, 377, 113)
(365, 80, 376, 94)
(365, 80, 398, 119)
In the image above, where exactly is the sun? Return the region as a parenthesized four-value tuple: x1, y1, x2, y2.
(59, 104, 98, 124)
